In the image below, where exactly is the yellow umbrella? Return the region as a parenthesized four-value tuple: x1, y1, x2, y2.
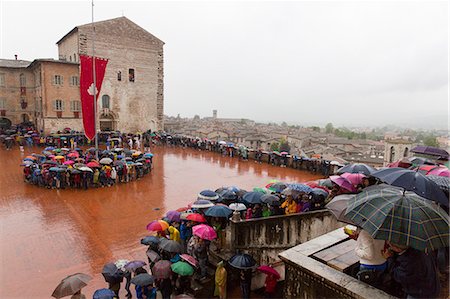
(55, 155, 65, 160)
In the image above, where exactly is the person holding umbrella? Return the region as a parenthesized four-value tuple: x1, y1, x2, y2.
(214, 261, 227, 299)
(382, 242, 440, 299)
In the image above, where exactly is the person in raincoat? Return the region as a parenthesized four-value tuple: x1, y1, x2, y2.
(264, 273, 278, 298)
(93, 169, 100, 186)
(214, 261, 227, 299)
(281, 195, 297, 215)
(168, 226, 181, 242)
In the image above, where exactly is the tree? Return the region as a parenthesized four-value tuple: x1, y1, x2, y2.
(281, 121, 288, 127)
(309, 126, 320, 132)
(423, 136, 439, 147)
(279, 138, 291, 153)
(325, 123, 334, 134)
(270, 142, 280, 151)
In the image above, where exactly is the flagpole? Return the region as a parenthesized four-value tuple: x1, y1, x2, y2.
(92, 0, 98, 160)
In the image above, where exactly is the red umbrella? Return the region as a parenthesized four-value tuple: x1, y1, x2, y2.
(387, 158, 412, 168)
(192, 224, 217, 240)
(427, 166, 450, 177)
(305, 181, 330, 192)
(329, 175, 357, 193)
(186, 213, 206, 223)
(152, 260, 172, 279)
(340, 173, 366, 186)
(180, 254, 198, 267)
(146, 220, 170, 232)
(257, 265, 280, 279)
(67, 152, 79, 158)
(86, 161, 100, 168)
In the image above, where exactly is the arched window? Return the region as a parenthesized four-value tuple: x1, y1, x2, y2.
(102, 95, 110, 109)
(19, 73, 26, 86)
(389, 146, 395, 163)
(403, 147, 409, 157)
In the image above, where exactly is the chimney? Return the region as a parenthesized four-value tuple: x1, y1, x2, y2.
(14, 54, 17, 60)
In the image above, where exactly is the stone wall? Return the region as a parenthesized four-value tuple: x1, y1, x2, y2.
(228, 210, 341, 265)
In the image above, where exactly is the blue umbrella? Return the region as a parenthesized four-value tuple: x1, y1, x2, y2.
(49, 167, 65, 172)
(23, 157, 35, 162)
(45, 146, 55, 151)
(144, 153, 154, 158)
(124, 260, 147, 272)
(219, 190, 238, 202)
(21, 160, 34, 166)
(141, 236, 161, 246)
(242, 192, 263, 205)
(93, 288, 116, 299)
(229, 253, 257, 269)
(198, 190, 219, 200)
(261, 194, 281, 206)
(311, 188, 329, 197)
(288, 183, 313, 193)
(117, 155, 124, 159)
(205, 205, 233, 218)
(371, 168, 448, 207)
(191, 199, 214, 209)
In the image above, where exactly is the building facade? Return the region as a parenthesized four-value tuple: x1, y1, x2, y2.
(0, 17, 164, 134)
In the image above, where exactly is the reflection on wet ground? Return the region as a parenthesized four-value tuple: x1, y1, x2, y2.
(0, 145, 321, 298)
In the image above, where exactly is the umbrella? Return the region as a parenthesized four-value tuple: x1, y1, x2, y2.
(146, 220, 170, 232)
(371, 168, 448, 207)
(257, 265, 280, 279)
(261, 194, 281, 206)
(102, 263, 123, 284)
(45, 146, 55, 151)
(99, 157, 113, 165)
(337, 163, 376, 175)
(54, 155, 65, 160)
(218, 140, 227, 145)
(252, 187, 270, 194)
(242, 192, 263, 205)
(43, 160, 58, 165)
(311, 188, 329, 197)
(318, 179, 334, 188)
(49, 167, 65, 172)
(171, 261, 194, 276)
(21, 160, 34, 166)
(329, 175, 357, 193)
(191, 199, 214, 209)
(61, 147, 70, 151)
(288, 183, 313, 193)
(115, 259, 130, 272)
(340, 173, 366, 186)
(198, 189, 219, 200)
(229, 203, 247, 211)
(180, 254, 198, 267)
(63, 160, 74, 165)
(159, 239, 183, 253)
(130, 273, 154, 286)
(192, 224, 217, 240)
(325, 194, 356, 224)
(266, 182, 288, 193)
(125, 260, 147, 272)
(345, 185, 449, 251)
(141, 236, 161, 246)
(219, 189, 238, 202)
(68, 168, 81, 174)
(426, 175, 450, 194)
(411, 146, 449, 159)
(229, 253, 256, 269)
(152, 260, 172, 279)
(67, 152, 79, 158)
(93, 288, 116, 299)
(186, 213, 206, 222)
(166, 210, 181, 223)
(144, 153, 154, 158)
(387, 158, 412, 169)
(146, 249, 161, 262)
(78, 167, 93, 172)
(428, 166, 450, 177)
(87, 161, 100, 168)
(409, 156, 435, 166)
(280, 151, 289, 155)
(51, 273, 92, 298)
(205, 205, 233, 218)
(112, 148, 124, 152)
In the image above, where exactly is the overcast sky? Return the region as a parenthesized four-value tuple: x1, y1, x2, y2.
(1, 0, 448, 129)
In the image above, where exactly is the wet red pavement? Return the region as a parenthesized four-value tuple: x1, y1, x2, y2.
(0, 145, 321, 298)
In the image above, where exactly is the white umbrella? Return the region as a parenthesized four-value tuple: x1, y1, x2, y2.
(228, 203, 247, 211)
(78, 167, 93, 172)
(100, 157, 113, 164)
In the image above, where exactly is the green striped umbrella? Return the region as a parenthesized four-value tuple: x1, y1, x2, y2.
(345, 184, 449, 251)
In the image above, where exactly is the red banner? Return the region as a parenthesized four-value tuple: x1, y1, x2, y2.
(80, 55, 108, 140)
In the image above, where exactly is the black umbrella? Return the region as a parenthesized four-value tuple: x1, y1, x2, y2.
(131, 273, 154, 286)
(409, 156, 436, 166)
(219, 190, 238, 202)
(141, 236, 161, 246)
(261, 194, 281, 206)
(371, 168, 448, 207)
(102, 263, 123, 284)
(337, 163, 376, 175)
(159, 239, 183, 253)
(242, 192, 263, 205)
(427, 175, 450, 194)
(51, 273, 92, 298)
(229, 253, 257, 269)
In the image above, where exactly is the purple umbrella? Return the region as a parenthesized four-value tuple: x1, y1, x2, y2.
(329, 175, 357, 193)
(165, 210, 181, 223)
(124, 260, 147, 272)
(411, 146, 449, 159)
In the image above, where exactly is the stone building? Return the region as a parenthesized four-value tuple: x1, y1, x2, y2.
(384, 138, 414, 166)
(0, 16, 164, 133)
